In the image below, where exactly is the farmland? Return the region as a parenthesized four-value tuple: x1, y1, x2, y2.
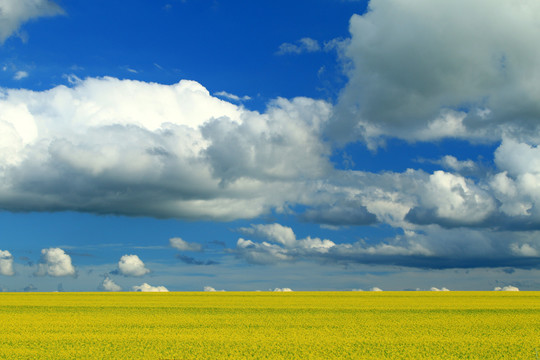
(0, 292, 538, 359)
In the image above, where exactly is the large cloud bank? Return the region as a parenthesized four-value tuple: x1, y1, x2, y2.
(331, 0, 540, 144)
(0, 77, 331, 220)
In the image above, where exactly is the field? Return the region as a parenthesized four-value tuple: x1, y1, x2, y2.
(0, 292, 538, 359)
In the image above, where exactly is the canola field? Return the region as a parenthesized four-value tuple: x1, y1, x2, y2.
(0, 291, 538, 359)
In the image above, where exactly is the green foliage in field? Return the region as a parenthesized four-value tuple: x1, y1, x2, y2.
(0, 292, 538, 359)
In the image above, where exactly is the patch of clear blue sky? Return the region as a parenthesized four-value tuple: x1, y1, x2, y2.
(331, 138, 500, 173)
(1, 0, 367, 106)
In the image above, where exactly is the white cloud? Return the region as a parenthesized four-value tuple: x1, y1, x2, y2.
(409, 171, 496, 226)
(236, 222, 435, 265)
(236, 238, 292, 265)
(430, 287, 450, 292)
(214, 91, 251, 102)
(437, 156, 477, 173)
(490, 138, 540, 220)
(494, 286, 519, 291)
(239, 223, 297, 248)
(203, 286, 225, 292)
(0, 77, 332, 221)
(132, 283, 169, 292)
(277, 37, 321, 55)
(273, 287, 293, 292)
(0, 0, 64, 43)
(13, 70, 28, 80)
(370, 287, 383, 292)
(118, 255, 150, 277)
(36, 248, 75, 277)
(101, 276, 121, 291)
(510, 243, 538, 257)
(0, 250, 14, 276)
(331, 0, 540, 143)
(169, 237, 203, 252)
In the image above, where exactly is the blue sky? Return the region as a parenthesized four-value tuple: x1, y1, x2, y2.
(0, 0, 539, 292)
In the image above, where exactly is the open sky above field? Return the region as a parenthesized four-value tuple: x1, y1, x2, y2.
(0, 0, 540, 292)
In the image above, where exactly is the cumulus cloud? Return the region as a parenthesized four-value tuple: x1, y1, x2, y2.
(436, 156, 478, 174)
(0, 0, 64, 43)
(132, 283, 169, 292)
(170, 237, 203, 252)
(239, 223, 297, 247)
(494, 286, 519, 291)
(370, 287, 383, 292)
(203, 286, 225, 292)
(36, 248, 75, 277)
(273, 287, 293, 292)
(235, 223, 432, 266)
(510, 243, 538, 257)
(406, 171, 496, 227)
(430, 287, 450, 292)
(101, 276, 121, 291)
(118, 255, 150, 277)
(330, 0, 540, 143)
(0, 250, 14, 276)
(0, 77, 332, 221)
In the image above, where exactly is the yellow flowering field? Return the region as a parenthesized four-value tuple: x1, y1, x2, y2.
(0, 291, 538, 359)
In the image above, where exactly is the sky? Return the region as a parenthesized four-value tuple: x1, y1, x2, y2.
(0, 0, 539, 292)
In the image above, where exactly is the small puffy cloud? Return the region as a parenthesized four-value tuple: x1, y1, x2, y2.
(239, 223, 297, 247)
(510, 243, 538, 257)
(132, 283, 169, 292)
(430, 287, 450, 292)
(36, 248, 75, 277)
(0, 0, 64, 43)
(273, 288, 293, 292)
(352, 288, 364, 292)
(277, 37, 321, 55)
(0, 250, 14, 276)
(436, 156, 477, 173)
(101, 277, 122, 291)
(370, 287, 383, 292)
(236, 238, 292, 265)
(13, 70, 28, 80)
(118, 255, 150, 277)
(204, 286, 225, 292)
(170, 237, 203, 252)
(494, 286, 519, 291)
